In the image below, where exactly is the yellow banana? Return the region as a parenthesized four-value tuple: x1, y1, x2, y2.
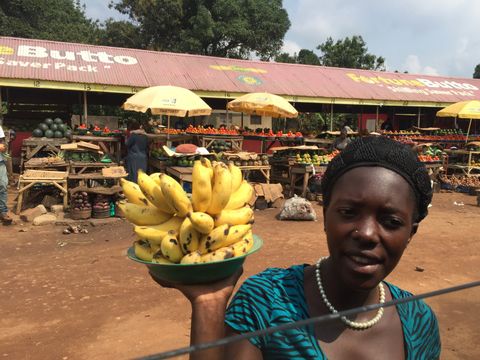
(133, 240, 156, 262)
(224, 180, 254, 210)
(198, 224, 230, 254)
(152, 251, 175, 264)
(203, 157, 214, 180)
(149, 172, 162, 184)
(159, 174, 192, 217)
(222, 224, 252, 248)
(160, 230, 183, 263)
(206, 163, 232, 215)
(134, 216, 184, 246)
(228, 162, 243, 192)
(117, 201, 171, 226)
(137, 170, 175, 213)
(192, 158, 212, 212)
(180, 251, 202, 264)
(230, 231, 254, 257)
(179, 217, 200, 254)
(201, 247, 235, 263)
(120, 178, 151, 206)
(214, 206, 254, 227)
(187, 211, 215, 234)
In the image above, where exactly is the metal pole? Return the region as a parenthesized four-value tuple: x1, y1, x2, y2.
(0, 86, 3, 126)
(83, 91, 88, 126)
(330, 104, 333, 131)
(417, 107, 421, 128)
(375, 106, 379, 132)
(466, 118, 472, 144)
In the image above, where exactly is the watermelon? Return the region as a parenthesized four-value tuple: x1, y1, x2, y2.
(44, 118, 54, 126)
(58, 124, 68, 132)
(38, 123, 49, 132)
(44, 129, 54, 138)
(50, 123, 59, 131)
(32, 128, 43, 137)
(54, 117, 63, 125)
(54, 130, 64, 138)
(64, 130, 72, 138)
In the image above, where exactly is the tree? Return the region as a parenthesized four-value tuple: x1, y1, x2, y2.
(474, 64, 480, 79)
(109, 0, 290, 59)
(317, 35, 385, 70)
(0, 0, 100, 44)
(275, 49, 320, 65)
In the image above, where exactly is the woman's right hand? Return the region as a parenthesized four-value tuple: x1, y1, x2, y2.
(149, 267, 244, 306)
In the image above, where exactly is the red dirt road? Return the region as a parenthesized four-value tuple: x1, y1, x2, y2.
(1, 193, 479, 359)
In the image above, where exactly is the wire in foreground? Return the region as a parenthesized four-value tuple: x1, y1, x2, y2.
(138, 280, 480, 360)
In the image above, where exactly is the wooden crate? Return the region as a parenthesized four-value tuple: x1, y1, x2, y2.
(22, 169, 68, 180)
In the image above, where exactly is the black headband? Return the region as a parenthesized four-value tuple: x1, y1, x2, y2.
(321, 136, 433, 222)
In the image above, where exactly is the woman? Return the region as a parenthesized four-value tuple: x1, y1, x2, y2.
(151, 136, 440, 359)
(125, 121, 148, 183)
(331, 127, 351, 151)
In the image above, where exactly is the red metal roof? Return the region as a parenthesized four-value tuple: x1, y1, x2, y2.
(1, 36, 480, 106)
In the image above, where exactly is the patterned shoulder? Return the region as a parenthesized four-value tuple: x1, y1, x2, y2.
(386, 282, 441, 360)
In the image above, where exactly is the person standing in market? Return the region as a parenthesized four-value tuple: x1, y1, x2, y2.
(331, 127, 352, 151)
(125, 120, 148, 183)
(0, 124, 12, 225)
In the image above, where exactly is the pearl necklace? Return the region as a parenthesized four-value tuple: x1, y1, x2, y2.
(315, 257, 386, 330)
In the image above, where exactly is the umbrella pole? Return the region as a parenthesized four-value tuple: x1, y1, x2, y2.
(167, 115, 170, 142)
(466, 118, 472, 144)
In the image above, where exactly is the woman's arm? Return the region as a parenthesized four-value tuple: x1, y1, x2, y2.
(150, 269, 262, 360)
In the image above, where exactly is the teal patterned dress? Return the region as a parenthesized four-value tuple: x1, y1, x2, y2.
(225, 265, 441, 359)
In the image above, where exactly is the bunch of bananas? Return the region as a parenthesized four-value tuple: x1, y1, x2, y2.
(119, 159, 255, 265)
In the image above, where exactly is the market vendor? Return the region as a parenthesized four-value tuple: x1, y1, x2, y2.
(331, 127, 351, 151)
(125, 121, 148, 183)
(0, 124, 12, 225)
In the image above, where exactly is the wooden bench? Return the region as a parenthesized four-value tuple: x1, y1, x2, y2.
(16, 170, 68, 214)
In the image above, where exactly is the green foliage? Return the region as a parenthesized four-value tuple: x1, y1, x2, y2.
(474, 64, 480, 79)
(0, 0, 100, 43)
(317, 35, 385, 70)
(275, 49, 320, 65)
(109, 0, 291, 59)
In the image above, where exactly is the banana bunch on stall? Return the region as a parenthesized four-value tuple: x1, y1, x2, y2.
(119, 159, 255, 264)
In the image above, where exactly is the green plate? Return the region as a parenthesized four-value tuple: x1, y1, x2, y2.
(127, 235, 263, 284)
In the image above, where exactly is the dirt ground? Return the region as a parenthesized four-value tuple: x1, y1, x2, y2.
(1, 192, 479, 360)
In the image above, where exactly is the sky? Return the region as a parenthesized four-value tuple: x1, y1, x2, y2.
(82, 0, 480, 79)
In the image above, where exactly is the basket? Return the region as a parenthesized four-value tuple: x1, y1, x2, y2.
(70, 208, 92, 220)
(92, 209, 111, 219)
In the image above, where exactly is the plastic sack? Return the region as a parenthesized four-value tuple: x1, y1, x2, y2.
(278, 195, 317, 221)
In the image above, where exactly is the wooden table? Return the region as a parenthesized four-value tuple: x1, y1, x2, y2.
(69, 161, 119, 175)
(239, 165, 271, 183)
(20, 137, 69, 170)
(200, 135, 244, 151)
(71, 135, 122, 163)
(289, 164, 327, 197)
(16, 170, 68, 214)
(304, 138, 334, 147)
(166, 166, 193, 187)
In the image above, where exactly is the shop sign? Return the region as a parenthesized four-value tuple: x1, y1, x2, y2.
(0, 44, 138, 73)
(346, 72, 479, 98)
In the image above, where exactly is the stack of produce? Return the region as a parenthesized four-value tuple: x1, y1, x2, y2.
(439, 175, 480, 189)
(119, 160, 255, 264)
(295, 150, 339, 165)
(32, 118, 71, 138)
(185, 125, 239, 135)
(418, 146, 442, 163)
(93, 195, 111, 216)
(71, 192, 91, 212)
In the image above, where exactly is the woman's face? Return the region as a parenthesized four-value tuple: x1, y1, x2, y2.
(323, 167, 418, 291)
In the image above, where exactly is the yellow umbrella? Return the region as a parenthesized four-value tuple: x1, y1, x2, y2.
(122, 86, 212, 138)
(227, 92, 298, 118)
(437, 100, 480, 142)
(436, 100, 480, 119)
(122, 85, 212, 117)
